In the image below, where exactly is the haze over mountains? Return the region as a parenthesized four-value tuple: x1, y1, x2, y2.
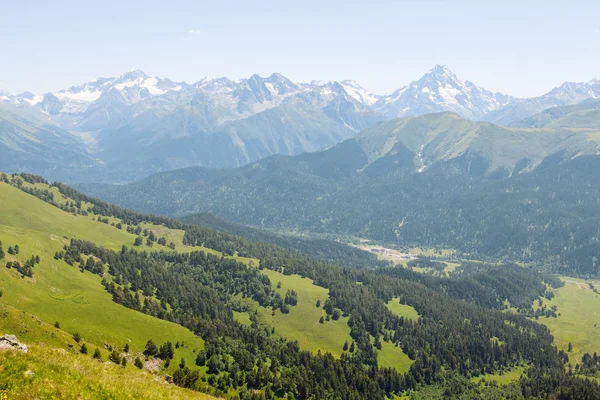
(1, 65, 599, 182)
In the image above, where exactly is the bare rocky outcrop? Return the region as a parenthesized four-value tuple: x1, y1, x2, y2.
(0, 334, 28, 353)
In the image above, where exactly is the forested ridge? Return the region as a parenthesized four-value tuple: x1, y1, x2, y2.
(180, 213, 387, 269)
(78, 148, 600, 278)
(5, 173, 600, 398)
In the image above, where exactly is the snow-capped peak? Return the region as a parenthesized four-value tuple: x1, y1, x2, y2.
(374, 65, 514, 120)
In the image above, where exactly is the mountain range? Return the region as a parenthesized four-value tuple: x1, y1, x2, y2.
(1, 66, 599, 182)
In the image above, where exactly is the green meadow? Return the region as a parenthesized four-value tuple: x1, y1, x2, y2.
(536, 277, 600, 364)
(382, 297, 419, 372)
(256, 269, 352, 357)
(376, 339, 413, 373)
(470, 365, 527, 385)
(0, 301, 217, 399)
(386, 297, 420, 321)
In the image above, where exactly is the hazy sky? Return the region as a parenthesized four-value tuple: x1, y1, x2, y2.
(1, 0, 599, 97)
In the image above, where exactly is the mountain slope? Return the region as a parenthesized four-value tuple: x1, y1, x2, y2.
(91, 80, 382, 179)
(0, 101, 98, 180)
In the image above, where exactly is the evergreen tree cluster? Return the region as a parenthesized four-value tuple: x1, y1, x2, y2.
(4, 245, 39, 277)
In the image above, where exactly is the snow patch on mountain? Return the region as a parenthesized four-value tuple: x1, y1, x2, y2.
(340, 80, 380, 106)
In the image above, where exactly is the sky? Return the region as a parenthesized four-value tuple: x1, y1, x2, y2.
(1, 0, 599, 97)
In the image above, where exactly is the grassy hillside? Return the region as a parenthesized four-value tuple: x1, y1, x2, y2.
(0, 302, 216, 399)
(0, 345, 217, 400)
(0, 182, 204, 365)
(0, 176, 421, 394)
(0, 179, 217, 397)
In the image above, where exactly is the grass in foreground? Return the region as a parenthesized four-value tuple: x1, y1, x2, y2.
(0, 345, 216, 400)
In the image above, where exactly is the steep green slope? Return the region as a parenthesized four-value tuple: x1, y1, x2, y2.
(0, 176, 415, 398)
(0, 182, 204, 369)
(0, 302, 217, 399)
(0, 346, 216, 400)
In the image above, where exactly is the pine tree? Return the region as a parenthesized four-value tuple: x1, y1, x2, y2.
(143, 339, 158, 357)
(349, 341, 355, 353)
(316, 299, 321, 307)
(109, 349, 121, 364)
(14, 245, 19, 254)
(80, 343, 88, 354)
(121, 357, 127, 367)
(93, 348, 102, 360)
(343, 341, 349, 351)
(124, 343, 130, 353)
(159, 341, 174, 360)
(195, 351, 207, 366)
(0, 240, 4, 259)
(134, 357, 144, 369)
